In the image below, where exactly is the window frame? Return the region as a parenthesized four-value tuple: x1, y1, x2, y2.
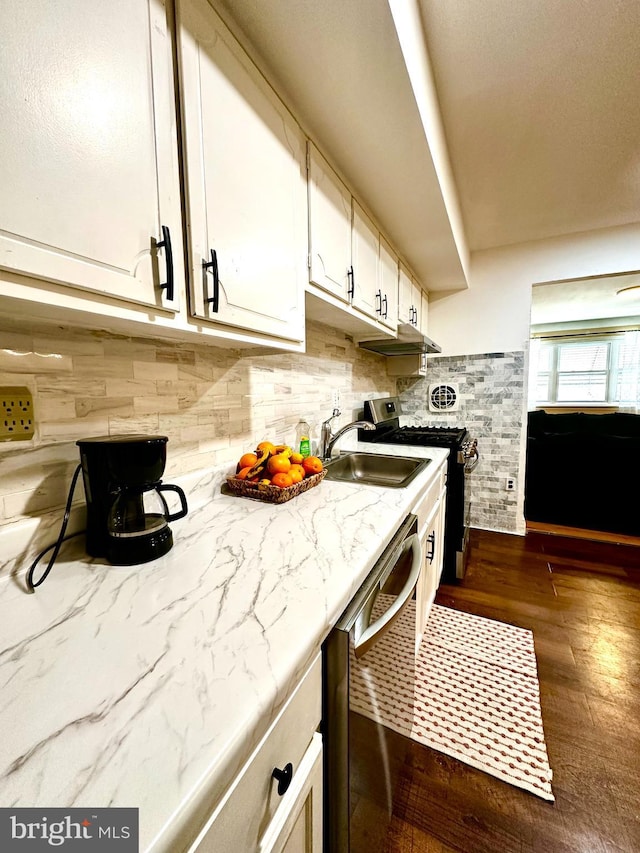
(532, 334, 621, 406)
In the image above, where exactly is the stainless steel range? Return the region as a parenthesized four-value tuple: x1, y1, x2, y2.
(358, 397, 479, 581)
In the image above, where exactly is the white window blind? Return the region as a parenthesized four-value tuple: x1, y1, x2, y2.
(615, 331, 640, 407)
(530, 332, 640, 408)
(557, 341, 608, 372)
(556, 341, 609, 403)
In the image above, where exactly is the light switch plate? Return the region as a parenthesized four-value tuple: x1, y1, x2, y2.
(0, 386, 35, 441)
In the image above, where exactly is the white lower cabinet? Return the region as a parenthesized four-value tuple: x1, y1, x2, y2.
(259, 734, 323, 853)
(413, 462, 447, 650)
(187, 654, 322, 853)
(177, 0, 306, 346)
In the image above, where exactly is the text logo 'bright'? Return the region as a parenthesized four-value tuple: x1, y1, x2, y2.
(0, 808, 138, 850)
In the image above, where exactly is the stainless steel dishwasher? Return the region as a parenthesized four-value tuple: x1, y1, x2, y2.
(322, 513, 422, 852)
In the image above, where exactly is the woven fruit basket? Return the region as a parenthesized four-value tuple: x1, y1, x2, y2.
(224, 468, 327, 504)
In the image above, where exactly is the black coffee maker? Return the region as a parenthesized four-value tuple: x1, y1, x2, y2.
(76, 435, 188, 566)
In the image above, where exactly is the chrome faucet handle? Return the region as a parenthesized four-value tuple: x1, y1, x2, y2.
(324, 407, 341, 423)
(323, 419, 375, 461)
(320, 408, 341, 458)
(320, 407, 341, 435)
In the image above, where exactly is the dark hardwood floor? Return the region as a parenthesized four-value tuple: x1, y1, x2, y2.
(386, 527, 640, 853)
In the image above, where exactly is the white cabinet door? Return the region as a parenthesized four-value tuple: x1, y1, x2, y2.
(420, 287, 430, 336)
(259, 734, 323, 853)
(433, 490, 446, 587)
(307, 143, 352, 302)
(414, 466, 447, 650)
(378, 235, 399, 331)
(398, 262, 421, 328)
(178, 0, 306, 343)
(416, 498, 439, 650)
(0, 0, 181, 312)
(351, 201, 379, 321)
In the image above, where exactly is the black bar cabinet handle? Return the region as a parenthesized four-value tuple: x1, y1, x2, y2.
(347, 266, 354, 299)
(157, 225, 174, 302)
(272, 762, 293, 796)
(375, 289, 382, 314)
(382, 293, 388, 318)
(204, 249, 220, 312)
(427, 531, 436, 563)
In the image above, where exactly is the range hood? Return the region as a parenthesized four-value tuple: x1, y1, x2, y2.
(358, 323, 442, 356)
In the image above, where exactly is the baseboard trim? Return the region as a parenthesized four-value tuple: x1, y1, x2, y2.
(526, 520, 640, 548)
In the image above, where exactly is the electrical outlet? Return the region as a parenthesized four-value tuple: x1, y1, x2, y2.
(0, 387, 35, 442)
(505, 477, 516, 491)
(331, 389, 341, 412)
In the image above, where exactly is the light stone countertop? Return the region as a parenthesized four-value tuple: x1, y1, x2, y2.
(0, 442, 449, 852)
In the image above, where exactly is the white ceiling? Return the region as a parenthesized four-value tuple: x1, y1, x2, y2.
(212, 0, 640, 290)
(417, 0, 640, 252)
(531, 272, 640, 326)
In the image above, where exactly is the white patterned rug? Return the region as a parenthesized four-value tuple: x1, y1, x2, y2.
(350, 601, 554, 801)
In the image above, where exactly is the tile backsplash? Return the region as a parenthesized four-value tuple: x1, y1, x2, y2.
(398, 351, 526, 534)
(0, 318, 392, 530)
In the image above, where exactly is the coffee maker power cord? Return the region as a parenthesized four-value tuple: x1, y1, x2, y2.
(26, 463, 85, 592)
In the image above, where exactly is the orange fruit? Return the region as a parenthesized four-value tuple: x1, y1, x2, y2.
(290, 452, 304, 465)
(256, 441, 276, 456)
(302, 456, 323, 476)
(289, 464, 305, 483)
(238, 452, 258, 469)
(235, 466, 253, 480)
(271, 472, 293, 488)
(267, 454, 292, 475)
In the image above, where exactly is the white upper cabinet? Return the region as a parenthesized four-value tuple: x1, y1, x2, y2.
(0, 0, 182, 313)
(307, 143, 352, 302)
(351, 201, 380, 322)
(378, 235, 399, 332)
(398, 262, 422, 329)
(421, 287, 430, 336)
(177, 0, 306, 344)
(306, 142, 398, 340)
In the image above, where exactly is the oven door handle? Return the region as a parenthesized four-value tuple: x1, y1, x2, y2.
(465, 449, 479, 473)
(354, 533, 422, 659)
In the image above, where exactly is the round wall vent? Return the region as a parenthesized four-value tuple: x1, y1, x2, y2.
(428, 383, 459, 412)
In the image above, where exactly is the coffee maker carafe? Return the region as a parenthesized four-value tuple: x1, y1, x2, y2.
(76, 435, 188, 565)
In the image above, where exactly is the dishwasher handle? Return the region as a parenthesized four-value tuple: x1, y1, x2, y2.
(354, 532, 421, 659)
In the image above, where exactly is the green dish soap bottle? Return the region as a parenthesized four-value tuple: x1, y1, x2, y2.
(295, 419, 311, 458)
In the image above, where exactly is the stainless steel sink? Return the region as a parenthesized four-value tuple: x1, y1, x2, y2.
(323, 452, 429, 488)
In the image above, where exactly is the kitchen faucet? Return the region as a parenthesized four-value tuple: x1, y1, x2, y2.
(319, 408, 375, 460)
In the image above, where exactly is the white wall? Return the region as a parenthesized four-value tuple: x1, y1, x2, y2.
(428, 222, 640, 357)
(423, 222, 640, 534)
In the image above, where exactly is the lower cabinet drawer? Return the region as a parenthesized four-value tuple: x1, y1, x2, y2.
(188, 653, 322, 852)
